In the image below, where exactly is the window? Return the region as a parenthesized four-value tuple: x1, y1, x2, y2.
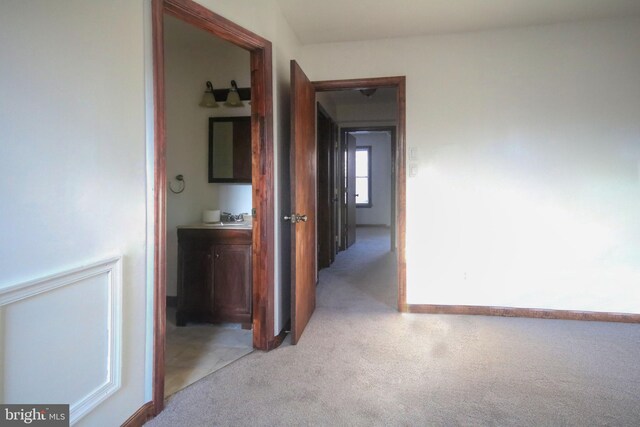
(355, 146, 371, 207)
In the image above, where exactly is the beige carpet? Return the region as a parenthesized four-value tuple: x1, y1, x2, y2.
(149, 227, 640, 426)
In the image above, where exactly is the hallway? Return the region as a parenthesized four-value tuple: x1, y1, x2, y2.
(318, 226, 398, 311)
(148, 227, 640, 426)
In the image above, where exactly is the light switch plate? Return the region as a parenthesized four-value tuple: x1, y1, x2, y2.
(409, 146, 419, 161)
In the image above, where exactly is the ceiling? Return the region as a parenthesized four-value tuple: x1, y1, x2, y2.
(276, 0, 640, 44)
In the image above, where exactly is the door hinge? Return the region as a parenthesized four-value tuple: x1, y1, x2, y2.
(252, 208, 257, 218)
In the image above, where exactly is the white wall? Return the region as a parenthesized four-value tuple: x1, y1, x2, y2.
(0, 1, 302, 424)
(300, 17, 640, 314)
(338, 102, 396, 127)
(164, 15, 252, 296)
(316, 93, 338, 120)
(0, 1, 147, 425)
(355, 132, 392, 226)
(193, 0, 302, 333)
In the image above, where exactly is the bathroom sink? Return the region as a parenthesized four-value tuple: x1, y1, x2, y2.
(202, 221, 251, 229)
(177, 221, 252, 231)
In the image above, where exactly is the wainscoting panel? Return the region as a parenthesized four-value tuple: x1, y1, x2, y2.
(0, 257, 122, 425)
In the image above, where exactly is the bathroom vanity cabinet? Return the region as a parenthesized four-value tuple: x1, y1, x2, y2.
(176, 227, 252, 328)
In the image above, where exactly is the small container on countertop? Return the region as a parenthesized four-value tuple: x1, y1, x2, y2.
(202, 209, 220, 223)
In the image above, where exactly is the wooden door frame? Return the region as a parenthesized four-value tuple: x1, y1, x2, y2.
(338, 135, 347, 251)
(313, 77, 407, 312)
(344, 131, 357, 248)
(151, 0, 274, 416)
(341, 126, 397, 250)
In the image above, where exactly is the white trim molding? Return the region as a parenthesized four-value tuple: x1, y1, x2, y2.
(0, 257, 123, 425)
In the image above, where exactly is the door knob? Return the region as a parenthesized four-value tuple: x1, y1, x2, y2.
(284, 213, 308, 224)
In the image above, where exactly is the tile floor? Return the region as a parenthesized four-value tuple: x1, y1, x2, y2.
(164, 307, 253, 397)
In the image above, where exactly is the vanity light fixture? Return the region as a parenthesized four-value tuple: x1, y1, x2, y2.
(224, 80, 244, 107)
(200, 80, 251, 108)
(199, 81, 219, 108)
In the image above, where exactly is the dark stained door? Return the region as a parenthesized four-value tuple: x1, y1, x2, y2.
(330, 121, 339, 261)
(289, 60, 317, 345)
(339, 138, 347, 251)
(317, 105, 332, 270)
(346, 133, 357, 247)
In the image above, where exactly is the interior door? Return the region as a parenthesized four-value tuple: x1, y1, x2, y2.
(317, 106, 332, 270)
(339, 138, 347, 251)
(330, 121, 338, 261)
(289, 60, 317, 345)
(346, 133, 357, 247)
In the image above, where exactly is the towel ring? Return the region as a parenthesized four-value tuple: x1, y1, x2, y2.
(169, 174, 185, 194)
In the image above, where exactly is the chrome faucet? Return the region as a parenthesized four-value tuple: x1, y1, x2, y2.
(221, 212, 245, 222)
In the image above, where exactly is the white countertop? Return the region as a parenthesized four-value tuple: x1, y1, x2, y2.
(177, 221, 252, 230)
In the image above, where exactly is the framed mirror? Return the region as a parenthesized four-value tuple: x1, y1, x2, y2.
(208, 116, 252, 183)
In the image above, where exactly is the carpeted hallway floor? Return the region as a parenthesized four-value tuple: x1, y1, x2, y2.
(147, 227, 640, 426)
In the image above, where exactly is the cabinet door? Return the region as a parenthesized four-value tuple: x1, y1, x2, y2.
(177, 243, 213, 325)
(212, 244, 252, 323)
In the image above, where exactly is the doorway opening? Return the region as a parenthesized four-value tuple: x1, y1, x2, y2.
(313, 79, 406, 314)
(340, 126, 397, 253)
(317, 103, 399, 308)
(151, 0, 274, 415)
(161, 14, 255, 398)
